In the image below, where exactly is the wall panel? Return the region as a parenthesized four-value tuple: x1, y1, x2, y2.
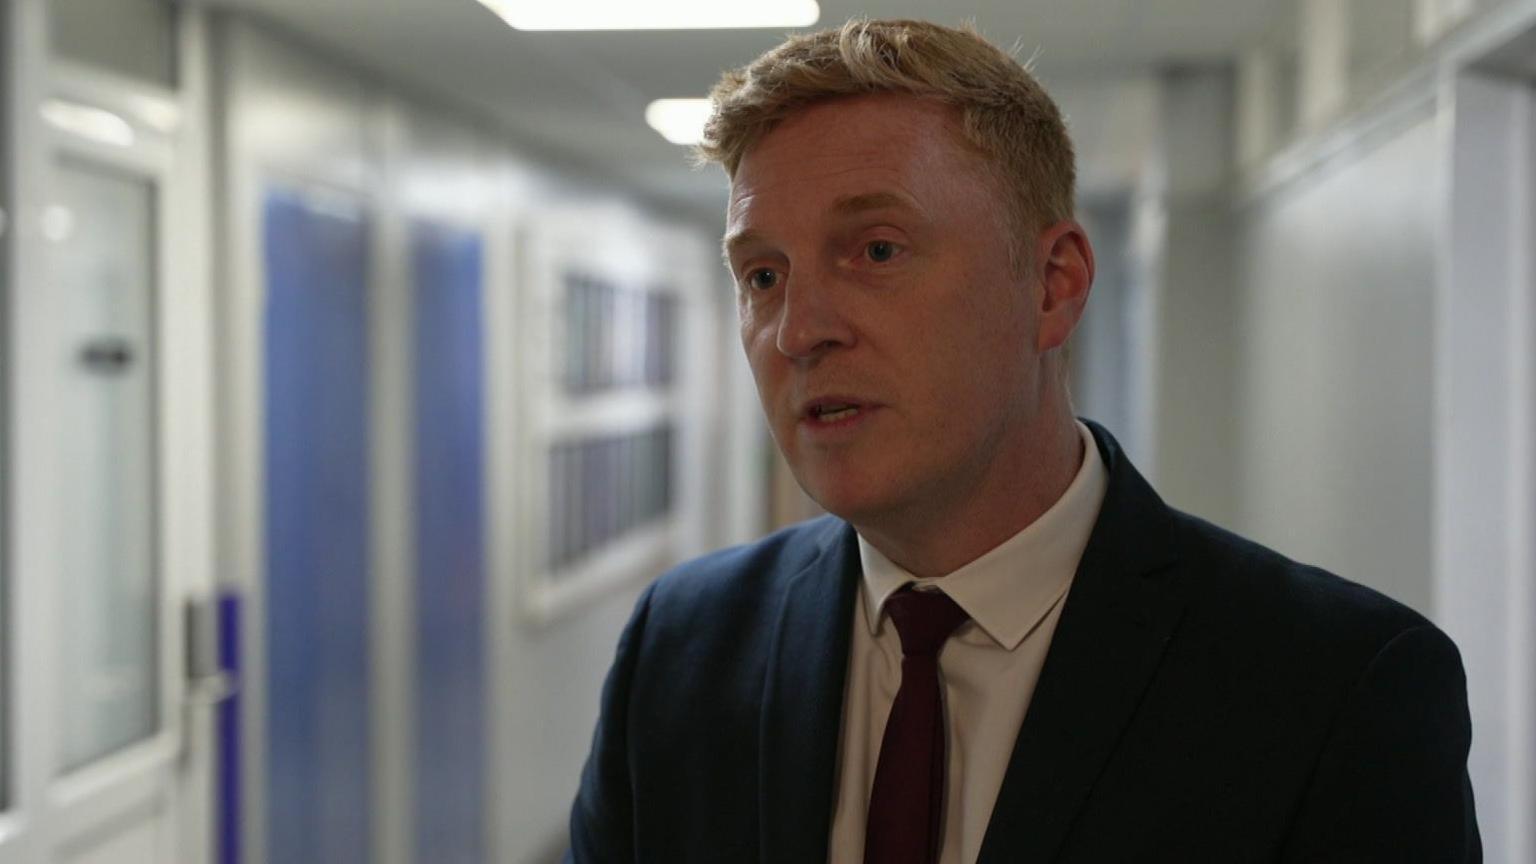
(1236, 112, 1439, 614)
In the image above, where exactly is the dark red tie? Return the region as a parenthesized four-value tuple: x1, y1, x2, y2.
(864, 587, 970, 864)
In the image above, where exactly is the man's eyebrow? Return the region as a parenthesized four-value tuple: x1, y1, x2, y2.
(721, 192, 920, 263)
(721, 228, 768, 266)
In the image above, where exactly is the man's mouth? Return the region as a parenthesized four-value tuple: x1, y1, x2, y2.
(806, 401, 864, 422)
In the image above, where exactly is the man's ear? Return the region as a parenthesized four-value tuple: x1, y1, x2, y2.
(1034, 220, 1095, 353)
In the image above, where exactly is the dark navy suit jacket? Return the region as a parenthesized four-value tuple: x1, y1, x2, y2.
(567, 423, 1480, 862)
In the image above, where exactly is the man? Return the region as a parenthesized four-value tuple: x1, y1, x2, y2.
(567, 19, 1479, 863)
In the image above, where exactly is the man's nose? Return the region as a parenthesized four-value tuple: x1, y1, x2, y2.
(774, 271, 854, 360)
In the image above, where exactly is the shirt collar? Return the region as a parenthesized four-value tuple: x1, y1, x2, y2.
(856, 420, 1109, 651)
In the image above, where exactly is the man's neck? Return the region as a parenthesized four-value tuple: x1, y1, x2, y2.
(854, 418, 1086, 579)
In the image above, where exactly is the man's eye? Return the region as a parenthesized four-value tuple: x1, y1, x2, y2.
(866, 240, 898, 263)
(745, 269, 779, 291)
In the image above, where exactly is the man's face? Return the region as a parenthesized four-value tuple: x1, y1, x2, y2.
(725, 94, 1050, 528)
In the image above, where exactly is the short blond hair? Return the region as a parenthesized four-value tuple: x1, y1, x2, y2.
(697, 18, 1076, 235)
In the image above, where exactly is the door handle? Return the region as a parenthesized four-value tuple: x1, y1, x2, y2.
(185, 594, 236, 705)
(79, 337, 135, 374)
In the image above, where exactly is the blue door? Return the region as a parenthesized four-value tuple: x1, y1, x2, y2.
(262, 185, 373, 864)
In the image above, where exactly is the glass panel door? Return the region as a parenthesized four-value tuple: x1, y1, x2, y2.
(47, 156, 159, 772)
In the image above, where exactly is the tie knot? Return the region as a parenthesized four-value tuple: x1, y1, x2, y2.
(884, 588, 969, 658)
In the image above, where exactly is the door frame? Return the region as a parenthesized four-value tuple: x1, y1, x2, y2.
(0, 1, 216, 861)
(1436, 59, 1536, 864)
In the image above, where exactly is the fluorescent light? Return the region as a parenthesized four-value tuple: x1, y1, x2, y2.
(40, 99, 135, 148)
(478, 0, 819, 31)
(646, 98, 712, 146)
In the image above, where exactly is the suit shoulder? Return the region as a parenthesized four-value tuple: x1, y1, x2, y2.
(620, 516, 847, 686)
(1166, 509, 1434, 655)
(645, 514, 844, 619)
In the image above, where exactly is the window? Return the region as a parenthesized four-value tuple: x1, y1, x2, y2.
(51, 0, 176, 87)
(50, 158, 160, 771)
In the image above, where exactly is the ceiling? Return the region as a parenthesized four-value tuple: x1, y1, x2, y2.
(209, 0, 1290, 223)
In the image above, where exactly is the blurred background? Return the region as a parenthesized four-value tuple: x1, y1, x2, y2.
(1, 0, 1534, 861)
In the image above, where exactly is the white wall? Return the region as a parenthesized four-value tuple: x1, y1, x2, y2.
(1225, 3, 1536, 859)
(1149, 69, 1242, 523)
(1054, 75, 1162, 470)
(1064, 68, 1243, 525)
(1223, 5, 1536, 857)
(1234, 108, 1440, 615)
(1071, 199, 1134, 440)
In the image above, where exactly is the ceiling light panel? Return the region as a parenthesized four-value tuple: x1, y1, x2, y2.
(40, 99, 135, 148)
(478, 0, 819, 31)
(645, 98, 712, 145)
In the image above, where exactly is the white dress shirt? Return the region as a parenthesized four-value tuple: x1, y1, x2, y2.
(827, 421, 1109, 864)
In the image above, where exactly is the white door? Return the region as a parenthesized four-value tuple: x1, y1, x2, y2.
(0, 1, 215, 862)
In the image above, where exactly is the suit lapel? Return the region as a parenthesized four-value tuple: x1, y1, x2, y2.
(758, 519, 861, 864)
(977, 424, 1189, 863)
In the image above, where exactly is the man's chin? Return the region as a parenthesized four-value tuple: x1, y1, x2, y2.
(797, 477, 897, 525)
